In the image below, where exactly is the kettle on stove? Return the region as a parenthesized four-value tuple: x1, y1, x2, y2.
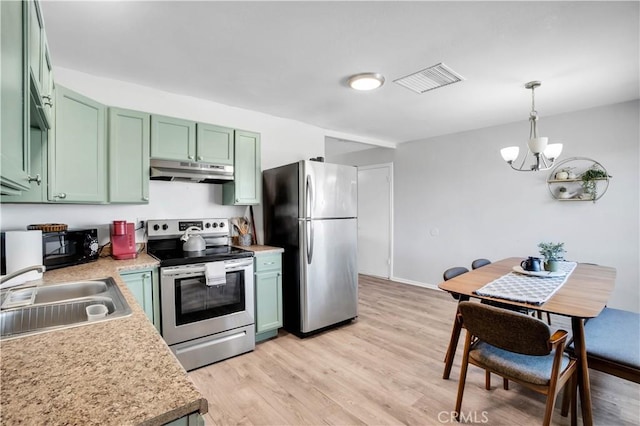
(180, 226, 206, 252)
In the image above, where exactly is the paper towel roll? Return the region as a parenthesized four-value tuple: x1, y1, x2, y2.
(2, 230, 43, 286)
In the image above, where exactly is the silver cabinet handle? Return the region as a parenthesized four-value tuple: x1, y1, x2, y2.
(235, 199, 239, 203)
(142, 274, 150, 279)
(197, 156, 203, 160)
(142, 196, 149, 201)
(187, 155, 194, 160)
(264, 261, 275, 265)
(27, 174, 42, 185)
(55, 192, 67, 199)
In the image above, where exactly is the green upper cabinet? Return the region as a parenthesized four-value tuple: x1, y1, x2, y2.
(49, 85, 107, 203)
(1, 128, 47, 203)
(223, 130, 261, 205)
(108, 108, 150, 203)
(0, 0, 30, 195)
(196, 123, 234, 165)
(150, 115, 196, 161)
(28, 0, 51, 130)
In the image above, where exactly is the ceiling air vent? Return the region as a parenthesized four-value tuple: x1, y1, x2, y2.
(393, 63, 464, 94)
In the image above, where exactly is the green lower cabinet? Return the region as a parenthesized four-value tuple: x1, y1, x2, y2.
(108, 107, 150, 203)
(254, 252, 283, 342)
(164, 412, 205, 426)
(119, 268, 160, 332)
(223, 130, 261, 205)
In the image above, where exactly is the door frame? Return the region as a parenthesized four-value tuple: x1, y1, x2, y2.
(357, 163, 394, 279)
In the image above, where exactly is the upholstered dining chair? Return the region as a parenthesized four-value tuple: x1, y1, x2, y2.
(454, 301, 577, 426)
(561, 307, 640, 416)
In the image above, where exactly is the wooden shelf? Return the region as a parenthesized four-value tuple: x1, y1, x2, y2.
(546, 157, 610, 202)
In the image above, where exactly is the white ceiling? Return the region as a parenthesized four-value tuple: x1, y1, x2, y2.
(40, 1, 639, 148)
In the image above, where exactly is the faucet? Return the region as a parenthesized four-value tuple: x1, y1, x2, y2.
(0, 265, 46, 287)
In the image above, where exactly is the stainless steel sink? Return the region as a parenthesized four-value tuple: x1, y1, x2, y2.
(0, 277, 132, 340)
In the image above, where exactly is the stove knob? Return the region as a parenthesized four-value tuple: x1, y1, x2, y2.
(212, 223, 218, 228)
(153, 224, 160, 231)
(205, 223, 211, 229)
(162, 224, 169, 231)
(219, 222, 225, 228)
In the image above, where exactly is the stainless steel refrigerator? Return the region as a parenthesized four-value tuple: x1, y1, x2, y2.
(263, 160, 358, 336)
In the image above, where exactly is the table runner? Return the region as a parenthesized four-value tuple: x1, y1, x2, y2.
(474, 261, 578, 305)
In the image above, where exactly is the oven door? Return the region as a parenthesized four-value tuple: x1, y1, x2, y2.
(160, 258, 254, 345)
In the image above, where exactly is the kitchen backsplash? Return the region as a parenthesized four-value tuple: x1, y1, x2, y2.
(0, 181, 248, 246)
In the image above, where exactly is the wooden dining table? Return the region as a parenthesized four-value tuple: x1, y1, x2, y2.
(438, 257, 616, 426)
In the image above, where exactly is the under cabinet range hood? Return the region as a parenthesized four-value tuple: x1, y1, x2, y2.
(150, 159, 233, 183)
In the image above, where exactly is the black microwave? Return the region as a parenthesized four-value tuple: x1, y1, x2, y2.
(42, 229, 99, 270)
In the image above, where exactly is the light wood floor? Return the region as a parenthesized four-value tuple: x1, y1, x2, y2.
(189, 275, 640, 425)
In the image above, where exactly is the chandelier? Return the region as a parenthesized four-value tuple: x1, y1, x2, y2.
(500, 81, 562, 171)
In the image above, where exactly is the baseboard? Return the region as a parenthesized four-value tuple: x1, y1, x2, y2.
(389, 276, 441, 292)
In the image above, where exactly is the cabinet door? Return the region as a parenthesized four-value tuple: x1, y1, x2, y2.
(120, 271, 154, 324)
(49, 85, 106, 203)
(0, 0, 30, 194)
(108, 108, 150, 203)
(39, 40, 54, 126)
(28, 0, 43, 93)
(255, 270, 282, 333)
(223, 130, 261, 205)
(196, 123, 234, 165)
(0, 128, 47, 203)
(150, 115, 195, 161)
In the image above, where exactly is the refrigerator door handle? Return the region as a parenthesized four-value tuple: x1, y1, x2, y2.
(305, 174, 314, 219)
(306, 219, 314, 264)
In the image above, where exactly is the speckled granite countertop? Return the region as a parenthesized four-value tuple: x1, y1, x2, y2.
(0, 254, 208, 425)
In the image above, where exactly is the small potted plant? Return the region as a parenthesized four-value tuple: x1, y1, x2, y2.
(537, 242, 566, 272)
(581, 165, 609, 201)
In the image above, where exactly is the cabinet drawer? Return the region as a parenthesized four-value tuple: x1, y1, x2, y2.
(254, 253, 281, 273)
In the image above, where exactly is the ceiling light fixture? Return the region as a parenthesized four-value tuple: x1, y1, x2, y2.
(347, 73, 385, 91)
(500, 81, 563, 172)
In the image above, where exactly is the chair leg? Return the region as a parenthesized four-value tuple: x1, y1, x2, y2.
(454, 333, 473, 422)
(503, 378, 509, 390)
(571, 373, 578, 426)
(443, 315, 463, 379)
(485, 370, 491, 390)
(546, 312, 552, 325)
(561, 378, 572, 417)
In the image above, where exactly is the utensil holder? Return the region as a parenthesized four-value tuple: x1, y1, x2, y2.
(238, 234, 252, 246)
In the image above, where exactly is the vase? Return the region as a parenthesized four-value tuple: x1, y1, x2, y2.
(545, 260, 559, 272)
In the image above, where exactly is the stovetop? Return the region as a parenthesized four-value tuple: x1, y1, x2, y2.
(146, 218, 253, 267)
(147, 244, 253, 267)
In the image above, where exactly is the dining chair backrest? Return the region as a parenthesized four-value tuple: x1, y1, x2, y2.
(471, 258, 491, 270)
(443, 266, 469, 281)
(458, 301, 551, 356)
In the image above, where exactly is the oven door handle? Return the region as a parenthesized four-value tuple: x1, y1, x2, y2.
(162, 266, 206, 276)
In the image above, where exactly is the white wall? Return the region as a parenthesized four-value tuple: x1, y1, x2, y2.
(0, 67, 342, 244)
(334, 101, 640, 313)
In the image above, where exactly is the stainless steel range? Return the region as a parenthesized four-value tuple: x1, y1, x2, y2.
(147, 218, 255, 371)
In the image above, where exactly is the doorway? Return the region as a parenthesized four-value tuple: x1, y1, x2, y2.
(357, 163, 393, 279)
